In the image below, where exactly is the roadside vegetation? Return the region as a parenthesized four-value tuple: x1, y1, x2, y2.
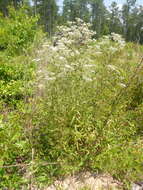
(0, 7, 143, 190)
(0, 7, 44, 189)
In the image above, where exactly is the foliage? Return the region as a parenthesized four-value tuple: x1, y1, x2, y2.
(28, 20, 143, 189)
(0, 0, 143, 43)
(62, 0, 143, 42)
(0, 15, 143, 190)
(33, 0, 58, 34)
(0, 6, 39, 105)
(0, 54, 37, 189)
(0, 6, 38, 55)
(0, 5, 44, 189)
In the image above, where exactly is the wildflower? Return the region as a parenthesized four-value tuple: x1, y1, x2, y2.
(118, 83, 126, 88)
(59, 56, 66, 61)
(32, 58, 41, 62)
(64, 64, 74, 70)
(37, 69, 43, 73)
(83, 64, 95, 68)
(50, 46, 58, 52)
(83, 76, 92, 82)
(74, 50, 80, 55)
(0, 120, 3, 129)
(42, 44, 49, 47)
(109, 46, 118, 53)
(107, 64, 117, 71)
(45, 76, 56, 81)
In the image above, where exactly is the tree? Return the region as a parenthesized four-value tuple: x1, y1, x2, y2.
(62, 0, 90, 22)
(62, 0, 74, 21)
(89, 0, 106, 38)
(137, 6, 143, 43)
(34, 0, 58, 35)
(129, 5, 143, 43)
(122, 0, 137, 41)
(109, 2, 122, 34)
(0, 0, 9, 16)
(63, 0, 79, 21)
(76, 0, 90, 22)
(0, 0, 29, 15)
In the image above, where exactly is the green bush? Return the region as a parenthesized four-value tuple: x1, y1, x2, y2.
(0, 5, 44, 189)
(0, 6, 40, 105)
(0, 7, 38, 55)
(0, 56, 35, 106)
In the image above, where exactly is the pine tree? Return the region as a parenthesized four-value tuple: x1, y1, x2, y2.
(122, 0, 137, 41)
(0, 0, 26, 15)
(109, 1, 122, 34)
(89, 0, 106, 38)
(63, 0, 77, 21)
(34, 0, 58, 35)
(76, 0, 90, 22)
(129, 5, 143, 43)
(62, 0, 90, 22)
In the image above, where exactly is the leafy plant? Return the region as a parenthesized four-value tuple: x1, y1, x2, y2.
(0, 6, 38, 55)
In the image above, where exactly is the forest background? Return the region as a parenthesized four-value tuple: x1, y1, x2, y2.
(0, 0, 143, 43)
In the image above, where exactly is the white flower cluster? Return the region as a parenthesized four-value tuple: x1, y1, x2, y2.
(111, 33, 126, 48)
(53, 18, 96, 48)
(96, 34, 125, 55)
(36, 19, 126, 86)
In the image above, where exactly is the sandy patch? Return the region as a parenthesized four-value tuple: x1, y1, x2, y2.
(46, 172, 123, 190)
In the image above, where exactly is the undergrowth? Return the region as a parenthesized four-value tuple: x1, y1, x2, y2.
(31, 20, 143, 189)
(0, 6, 44, 189)
(0, 14, 143, 190)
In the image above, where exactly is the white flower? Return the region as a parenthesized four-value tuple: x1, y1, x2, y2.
(109, 46, 118, 53)
(64, 64, 74, 70)
(83, 76, 92, 82)
(42, 44, 49, 47)
(107, 64, 117, 71)
(32, 58, 41, 62)
(74, 50, 80, 55)
(83, 64, 95, 68)
(118, 83, 126, 88)
(50, 46, 58, 52)
(59, 56, 66, 61)
(0, 120, 3, 129)
(45, 76, 56, 81)
(37, 69, 43, 73)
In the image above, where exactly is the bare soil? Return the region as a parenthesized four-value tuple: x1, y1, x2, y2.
(46, 172, 123, 190)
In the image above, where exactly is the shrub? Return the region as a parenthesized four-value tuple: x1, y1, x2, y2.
(0, 6, 38, 55)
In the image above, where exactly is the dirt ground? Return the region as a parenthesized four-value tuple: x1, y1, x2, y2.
(46, 172, 123, 190)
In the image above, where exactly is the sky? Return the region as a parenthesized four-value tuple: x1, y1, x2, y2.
(57, 0, 143, 8)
